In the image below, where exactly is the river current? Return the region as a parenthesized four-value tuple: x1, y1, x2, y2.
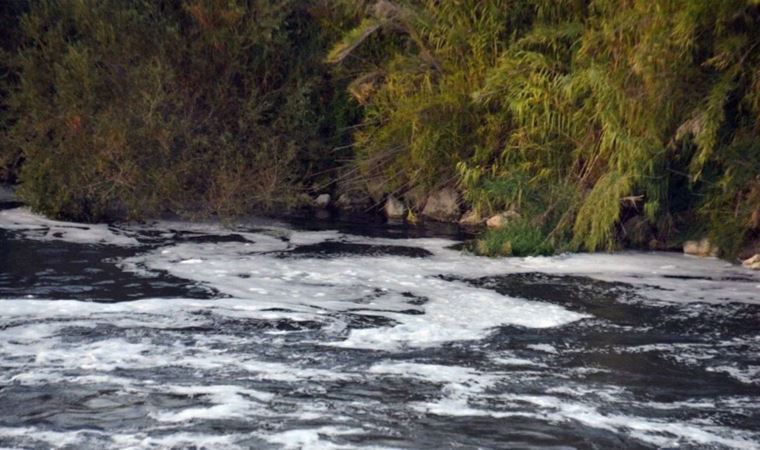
(0, 205, 759, 449)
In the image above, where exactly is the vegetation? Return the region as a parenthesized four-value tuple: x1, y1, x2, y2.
(0, 0, 354, 220)
(330, 0, 760, 257)
(1, 1, 759, 258)
(474, 219, 555, 257)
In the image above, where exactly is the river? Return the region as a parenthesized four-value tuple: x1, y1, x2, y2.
(1, 205, 759, 449)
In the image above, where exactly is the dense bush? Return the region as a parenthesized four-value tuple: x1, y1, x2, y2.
(0, 0, 354, 220)
(330, 0, 760, 257)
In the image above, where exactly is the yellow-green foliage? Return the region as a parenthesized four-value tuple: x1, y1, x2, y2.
(0, 0, 354, 221)
(332, 0, 760, 256)
(330, 0, 524, 194)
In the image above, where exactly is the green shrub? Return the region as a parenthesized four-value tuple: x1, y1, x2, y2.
(474, 219, 555, 257)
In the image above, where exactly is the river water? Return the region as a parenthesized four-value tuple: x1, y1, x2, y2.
(0, 205, 759, 449)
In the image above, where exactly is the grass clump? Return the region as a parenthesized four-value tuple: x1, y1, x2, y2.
(474, 220, 555, 257)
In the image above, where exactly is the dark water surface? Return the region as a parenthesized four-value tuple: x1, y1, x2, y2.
(1, 206, 759, 449)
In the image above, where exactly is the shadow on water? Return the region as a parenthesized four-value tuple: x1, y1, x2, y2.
(282, 241, 434, 259)
(277, 208, 474, 241)
(0, 229, 218, 302)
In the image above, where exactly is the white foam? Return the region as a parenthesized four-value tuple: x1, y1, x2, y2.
(151, 385, 274, 422)
(0, 207, 139, 246)
(0, 299, 355, 388)
(0, 426, 248, 450)
(339, 237, 760, 305)
(617, 340, 760, 386)
(707, 365, 760, 385)
(369, 362, 488, 384)
(352, 240, 760, 305)
(4, 207, 757, 306)
(264, 426, 378, 450)
(507, 251, 760, 305)
(413, 385, 760, 449)
(110, 432, 245, 450)
(0, 427, 97, 448)
(368, 359, 760, 449)
(119, 233, 588, 350)
(520, 395, 760, 449)
(490, 354, 543, 367)
(2, 215, 759, 448)
(526, 344, 559, 354)
(371, 361, 503, 421)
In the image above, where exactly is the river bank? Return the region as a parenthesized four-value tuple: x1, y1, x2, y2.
(3, 182, 760, 268)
